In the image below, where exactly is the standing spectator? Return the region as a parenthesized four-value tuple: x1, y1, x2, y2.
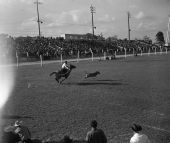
(2, 124, 20, 143)
(86, 120, 107, 143)
(14, 120, 32, 143)
(130, 124, 150, 143)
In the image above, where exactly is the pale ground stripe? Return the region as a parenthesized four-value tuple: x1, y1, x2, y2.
(142, 124, 170, 133)
(109, 124, 170, 143)
(0, 51, 169, 68)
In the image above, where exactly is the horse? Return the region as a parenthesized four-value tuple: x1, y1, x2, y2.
(50, 64, 76, 84)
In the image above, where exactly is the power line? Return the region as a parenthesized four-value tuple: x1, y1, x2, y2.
(34, 0, 43, 37)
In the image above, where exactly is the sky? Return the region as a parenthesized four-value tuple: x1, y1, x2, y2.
(0, 0, 170, 41)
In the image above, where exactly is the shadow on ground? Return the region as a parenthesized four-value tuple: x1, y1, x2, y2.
(1, 114, 33, 119)
(76, 82, 123, 86)
(63, 82, 123, 86)
(95, 79, 122, 82)
(1, 133, 86, 143)
(63, 80, 124, 86)
(32, 139, 86, 143)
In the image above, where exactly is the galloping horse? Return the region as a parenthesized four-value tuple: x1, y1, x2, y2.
(50, 64, 76, 84)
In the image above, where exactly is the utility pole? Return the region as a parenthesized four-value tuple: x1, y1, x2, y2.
(127, 11, 131, 41)
(166, 15, 170, 46)
(90, 5, 96, 39)
(34, 0, 43, 37)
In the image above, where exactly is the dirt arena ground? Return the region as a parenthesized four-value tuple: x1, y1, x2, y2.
(1, 54, 170, 143)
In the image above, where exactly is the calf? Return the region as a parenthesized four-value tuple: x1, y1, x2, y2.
(85, 71, 100, 79)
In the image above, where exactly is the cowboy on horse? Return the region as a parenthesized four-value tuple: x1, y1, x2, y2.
(50, 61, 76, 84)
(61, 61, 70, 74)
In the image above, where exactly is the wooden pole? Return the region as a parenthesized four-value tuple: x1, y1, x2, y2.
(77, 50, 80, 62)
(104, 52, 106, 60)
(40, 55, 43, 67)
(124, 48, 126, 58)
(16, 51, 19, 68)
(16, 56, 19, 68)
(91, 52, 94, 61)
(114, 51, 116, 59)
(160, 46, 162, 55)
(60, 54, 63, 64)
(155, 47, 157, 55)
(148, 48, 150, 56)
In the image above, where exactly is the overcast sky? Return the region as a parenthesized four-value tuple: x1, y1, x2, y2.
(0, 0, 170, 41)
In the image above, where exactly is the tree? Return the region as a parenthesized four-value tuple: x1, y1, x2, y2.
(106, 35, 118, 42)
(97, 33, 105, 40)
(156, 31, 165, 45)
(85, 33, 98, 40)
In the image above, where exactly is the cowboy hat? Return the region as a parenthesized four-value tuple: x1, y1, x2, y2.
(131, 124, 142, 132)
(14, 120, 22, 127)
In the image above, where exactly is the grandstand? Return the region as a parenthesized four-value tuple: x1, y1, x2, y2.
(0, 34, 170, 65)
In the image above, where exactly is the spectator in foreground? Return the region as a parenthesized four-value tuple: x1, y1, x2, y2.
(14, 120, 32, 143)
(86, 120, 107, 143)
(130, 124, 150, 143)
(2, 124, 20, 143)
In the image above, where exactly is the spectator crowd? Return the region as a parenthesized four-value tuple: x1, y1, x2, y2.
(0, 34, 168, 63)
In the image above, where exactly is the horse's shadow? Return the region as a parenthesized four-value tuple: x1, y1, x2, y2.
(1, 114, 33, 120)
(76, 82, 123, 86)
(63, 79, 124, 86)
(95, 79, 122, 82)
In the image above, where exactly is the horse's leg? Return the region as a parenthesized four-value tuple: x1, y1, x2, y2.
(55, 78, 59, 83)
(50, 72, 56, 76)
(59, 78, 66, 84)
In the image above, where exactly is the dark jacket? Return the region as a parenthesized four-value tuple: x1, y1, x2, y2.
(86, 128, 107, 143)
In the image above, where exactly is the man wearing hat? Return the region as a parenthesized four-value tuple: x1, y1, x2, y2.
(14, 120, 32, 143)
(61, 61, 70, 74)
(86, 120, 107, 143)
(2, 123, 20, 143)
(130, 124, 150, 143)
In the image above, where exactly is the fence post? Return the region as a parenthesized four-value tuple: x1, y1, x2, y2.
(26, 52, 29, 57)
(114, 51, 116, 59)
(141, 49, 142, 56)
(104, 52, 106, 60)
(16, 51, 19, 68)
(60, 54, 63, 64)
(148, 48, 150, 56)
(160, 46, 162, 55)
(155, 48, 157, 55)
(40, 55, 43, 67)
(16, 56, 19, 68)
(124, 48, 126, 58)
(77, 50, 80, 63)
(91, 52, 94, 61)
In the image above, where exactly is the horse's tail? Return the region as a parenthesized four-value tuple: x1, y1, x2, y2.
(49, 72, 57, 77)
